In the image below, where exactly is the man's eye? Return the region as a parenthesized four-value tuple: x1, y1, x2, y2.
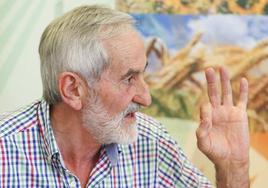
(127, 76, 134, 83)
(124, 75, 135, 85)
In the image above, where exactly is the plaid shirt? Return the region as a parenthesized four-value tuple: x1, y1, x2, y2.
(0, 100, 212, 187)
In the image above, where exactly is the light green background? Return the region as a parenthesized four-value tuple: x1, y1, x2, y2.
(0, 0, 115, 113)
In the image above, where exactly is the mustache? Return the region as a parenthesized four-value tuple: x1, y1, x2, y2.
(122, 103, 140, 116)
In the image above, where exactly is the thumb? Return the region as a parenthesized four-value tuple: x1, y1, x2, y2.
(196, 118, 211, 151)
(196, 103, 212, 153)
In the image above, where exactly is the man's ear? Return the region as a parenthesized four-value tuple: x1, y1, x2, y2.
(58, 72, 87, 111)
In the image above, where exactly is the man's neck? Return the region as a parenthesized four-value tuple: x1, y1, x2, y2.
(50, 103, 101, 187)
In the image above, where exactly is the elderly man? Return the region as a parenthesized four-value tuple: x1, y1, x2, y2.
(0, 5, 249, 188)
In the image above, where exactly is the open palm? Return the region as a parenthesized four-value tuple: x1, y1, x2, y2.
(196, 67, 249, 165)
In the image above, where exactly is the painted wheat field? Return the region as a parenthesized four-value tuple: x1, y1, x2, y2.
(132, 14, 268, 187)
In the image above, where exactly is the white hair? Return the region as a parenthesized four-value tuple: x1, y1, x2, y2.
(39, 5, 135, 104)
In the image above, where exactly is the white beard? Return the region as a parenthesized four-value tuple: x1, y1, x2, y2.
(82, 94, 140, 145)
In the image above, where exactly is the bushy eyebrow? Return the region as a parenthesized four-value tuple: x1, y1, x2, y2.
(120, 61, 148, 80)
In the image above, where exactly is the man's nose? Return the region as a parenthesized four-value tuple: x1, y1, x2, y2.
(132, 79, 152, 107)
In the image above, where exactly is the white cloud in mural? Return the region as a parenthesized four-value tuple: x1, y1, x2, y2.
(188, 15, 256, 49)
(248, 16, 268, 40)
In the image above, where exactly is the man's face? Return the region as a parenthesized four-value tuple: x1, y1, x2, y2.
(82, 29, 152, 144)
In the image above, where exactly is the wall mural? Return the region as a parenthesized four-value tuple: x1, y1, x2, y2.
(116, 0, 268, 14)
(117, 0, 268, 187)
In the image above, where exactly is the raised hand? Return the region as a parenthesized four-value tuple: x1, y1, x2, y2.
(196, 67, 249, 187)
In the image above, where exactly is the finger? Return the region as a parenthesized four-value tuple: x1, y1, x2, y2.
(237, 77, 248, 110)
(196, 118, 210, 139)
(205, 67, 220, 107)
(196, 126, 211, 154)
(196, 103, 212, 152)
(199, 102, 212, 126)
(197, 103, 212, 138)
(219, 66, 233, 106)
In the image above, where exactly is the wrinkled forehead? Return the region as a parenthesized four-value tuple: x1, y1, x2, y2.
(101, 29, 147, 73)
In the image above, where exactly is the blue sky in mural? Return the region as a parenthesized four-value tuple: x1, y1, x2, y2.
(132, 14, 268, 51)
